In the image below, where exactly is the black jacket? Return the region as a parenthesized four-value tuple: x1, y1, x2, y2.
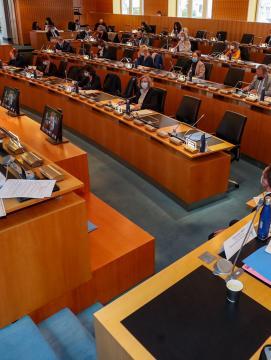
(8, 55, 25, 68)
(265, 35, 271, 45)
(78, 74, 101, 90)
(55, 41, 72, 53)
(135, 55, 154, 68)
(37, 62, 58, 77)
(46, 29, 59, 41)
(134, 88, 160, 112)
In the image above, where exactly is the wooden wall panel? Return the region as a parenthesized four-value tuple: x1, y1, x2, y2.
(14, 0, 73, 44)
(144, 0, 168, 16)
(86, 13, 271, 43)
(212, 0, 249, 20)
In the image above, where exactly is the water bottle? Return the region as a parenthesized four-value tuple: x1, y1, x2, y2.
(257, 196, 271, 241)
(126, 99, 130, 115)
(200, 133, 206, 152)
(260, 87, 265, 101)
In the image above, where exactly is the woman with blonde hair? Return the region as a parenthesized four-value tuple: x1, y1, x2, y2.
(135, 45, 154, 67)
(173, 31, 191, 52)
(133, 75, 161, 112)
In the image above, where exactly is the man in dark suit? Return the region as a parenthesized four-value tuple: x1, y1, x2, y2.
(55, 37, 72, 53)
(133, 75, 161, 112)
(37, 56, 57, 77)
(78, 66, 101, 90)
(8, 48, 25, 68)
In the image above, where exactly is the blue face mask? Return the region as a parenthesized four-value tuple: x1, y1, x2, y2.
(192, 58, 198, 63)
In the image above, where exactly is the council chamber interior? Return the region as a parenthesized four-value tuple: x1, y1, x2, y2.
(0, 0, 271, 359)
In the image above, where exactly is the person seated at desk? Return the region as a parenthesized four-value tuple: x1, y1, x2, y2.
(55, 37, 72, 53)
(94, 19, 108, 31)
(8, 48, 25, 68)
(96, 24, 108, 41)
(46, 24, 59, 41)
(243, 64, 271, 97)
(133, 76, 160, 112)
(188, 51, 205, 79)
(78, 66, 101, 90)
(135, 45, 154, 68)
(131, 31, 150, 46)
(32, 21, 41, 30)
(97, 39, 107, 57)
(75, 19, 81, 31)
(171, 22, 182, 38)
(36, 55, 57, 76)
(44, 17, 54, 31)
(225, 41, 241, 60)
(264, 30, 271, 46)
(172, 31, 191, 52)
(76, 26, 92, 40)
(139, 22, 151, 34)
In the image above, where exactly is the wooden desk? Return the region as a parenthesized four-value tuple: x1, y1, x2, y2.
(0, 45, 13, 62)
(94, 212, 271, 360)
(0, 73, 233, 207)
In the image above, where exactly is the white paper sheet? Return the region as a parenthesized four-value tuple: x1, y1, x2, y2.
(0, 199, 6, 217)
(223, 221, 257, 260)
(0, 179, 56, 199)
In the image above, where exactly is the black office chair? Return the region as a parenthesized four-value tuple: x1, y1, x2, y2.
(79, 43, 91, 55)
(223, 67, 245, 87)
(240, 46, 250, 61)
(149, 25, 156, 34)
(190, 39, 198, 52)
(240, 33, 254, 44)
(204, 62, 213, 81)
(153, 87, 167, 113)
(211, 42, 227, 55)
(103, 73, 122, 95)
(57, 60, 68, 78)
(121, 33, 131, 44)
(215, 111, 247, 188)
(108, 25, 115, 32)
(175, 96, 201, 125)
(103, 46, 117, 60)
(67, 66, 82, 81)
(195, 30, 207, 39)
(216, 31, 227, 41)
(263, 54, 271, 65)
(123, 48, 136, 61)
(123, 76, 138, 98)
(174, 56, 192, 75)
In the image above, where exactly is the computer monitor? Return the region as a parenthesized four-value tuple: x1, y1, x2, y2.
(40, 105, 68, 144)
(1, 86, 21, 116)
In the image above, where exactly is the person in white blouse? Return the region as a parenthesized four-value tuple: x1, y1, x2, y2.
(172, 31, 191, 53)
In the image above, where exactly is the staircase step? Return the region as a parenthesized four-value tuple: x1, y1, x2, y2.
(38, 308, 96, 360)
(0, 315, 58, 360)
(77, 302, 103, 337)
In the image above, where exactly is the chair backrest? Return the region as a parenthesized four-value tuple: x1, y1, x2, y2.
(103, 46, 117, 60)
(211, 42, 227, 54)
(67, 66, 82, 81)
(57, 60, 68, 78)
(123, 76, 138, 98)
(204, 62, 213, 81)
(152, 87, 167, 113)
(216, 111, 247, 159)
(149, 25, 156, 34)
(153, 53, 164, 69)
(216, 31, 227, 41)
(123, 48, 136, 60)
(80, 43, 91, 55)
(190, 39, 198, 52)
(240, 46, 250, 61)
(263, 54, 271, 65)
(103, 73, 122, 95)
(195, 30, 207, 39)
(240, 33, 254, 44)
(175, 95, 201, 125)
(223, 67, 245, 87)
(174, 56, 192, 75)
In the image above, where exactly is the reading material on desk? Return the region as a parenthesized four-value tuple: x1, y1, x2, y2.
(223, 221, 257, 260)
(0, 179, 56, 199)
(243, 246, 271, 282)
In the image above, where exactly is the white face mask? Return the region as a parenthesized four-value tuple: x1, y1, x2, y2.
(84, 72, 89, 77)
(230, 45, 234, 50)
(180, 37, 185, 41)
(141, 81, 149, 90)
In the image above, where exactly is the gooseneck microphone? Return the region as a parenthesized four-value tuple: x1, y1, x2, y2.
(183, 113, 206, 138)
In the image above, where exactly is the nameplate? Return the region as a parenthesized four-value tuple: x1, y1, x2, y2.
(169, 137, 182, 146)
(133, 119, 144, 126)
(156, 130, 169, 138)
(145, 124, 156, 132)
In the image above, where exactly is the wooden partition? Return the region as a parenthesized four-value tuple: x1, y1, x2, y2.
(87, 12, 271, 43)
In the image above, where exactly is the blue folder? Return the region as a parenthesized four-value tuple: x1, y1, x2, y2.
(243, 246, 271, 281)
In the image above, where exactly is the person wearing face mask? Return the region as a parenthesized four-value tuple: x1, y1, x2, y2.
(8, 48, 25, 68)
(188, 51, 205, 79)
(135, 45, 154, 68)
(55, 37, 72, 53)
(78, 66, 101, 90)
(264, 30, 271, 46)
(171, 22, 182, 37)
(36, 55, 57, 77)
(173, 31, 191, 53)
(225, 41, 241, 60)
(243, 64, 271, 97)
(133, 76, 160, 112)
(135, 31, 150, 46)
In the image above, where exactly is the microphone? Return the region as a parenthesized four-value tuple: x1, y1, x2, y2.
(183, 114, 206, 138)
(40, 44, 45, 51)
(65, 70, 68, 83)
(215, 198, 264, 277)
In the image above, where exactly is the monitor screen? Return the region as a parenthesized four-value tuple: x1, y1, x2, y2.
(40, 105, 63, 143)
(1, 86, 20, 115)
